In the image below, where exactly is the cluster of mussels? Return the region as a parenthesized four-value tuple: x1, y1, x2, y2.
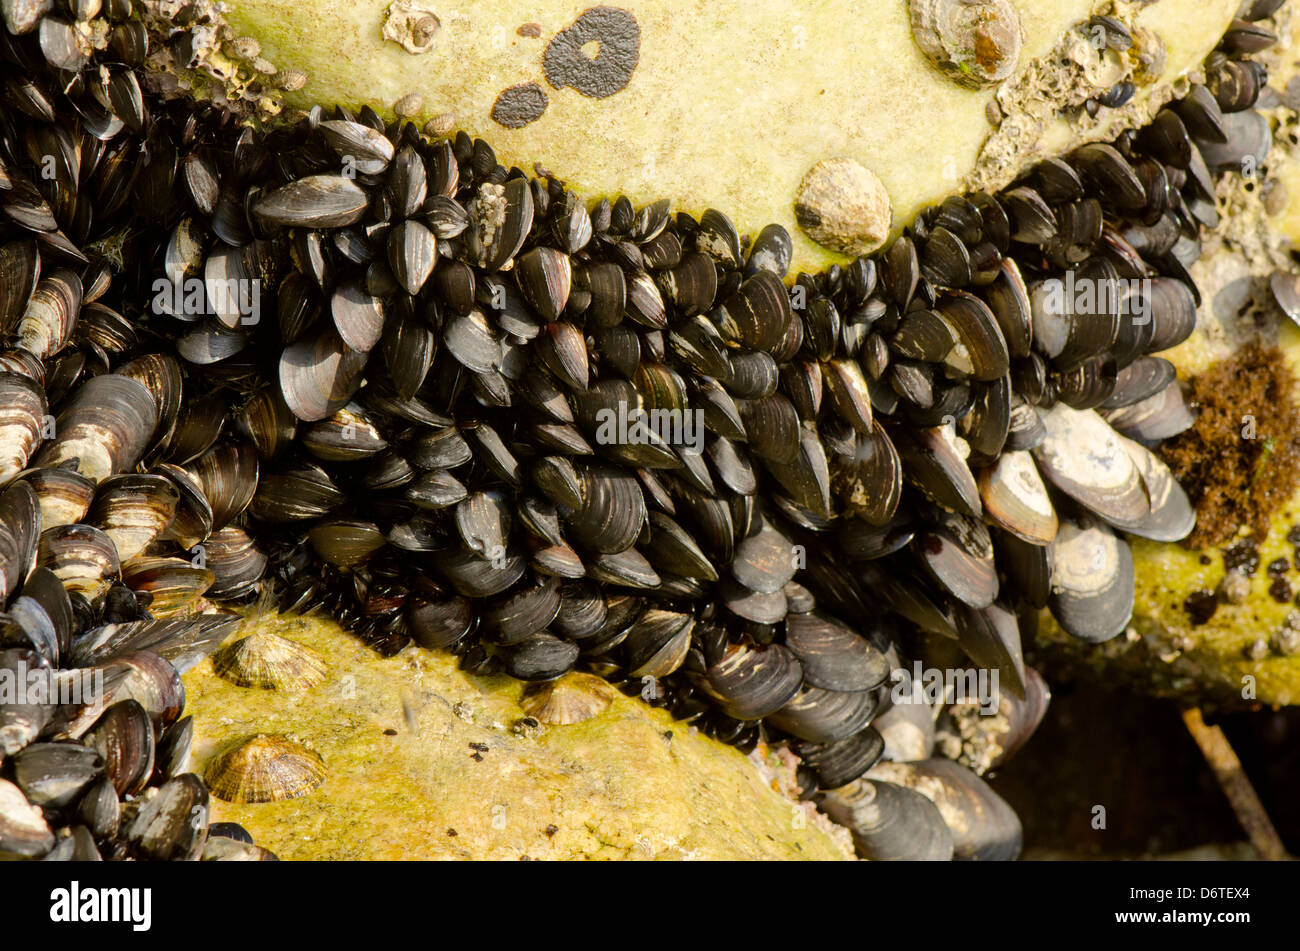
(0, 0, 1282, 861)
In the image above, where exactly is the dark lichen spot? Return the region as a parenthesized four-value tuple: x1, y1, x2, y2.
(1222, 537, 1261, 576)
(491, 82, 548, 129)
(1160, 344, 1300, 548)
(1184, 589, 1219, 626)
(1270, 577, 1293, 603)
(383, 728, 397, 736)
(543, 6, 640, 99)
(544, 824, 558, 837)
(1268, 557, 1290, 577)
(517, 22, 542, 38)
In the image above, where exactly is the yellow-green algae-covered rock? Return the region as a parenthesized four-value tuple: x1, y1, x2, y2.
(185, 612, 852, 860)
(138, 0, 1239, 273)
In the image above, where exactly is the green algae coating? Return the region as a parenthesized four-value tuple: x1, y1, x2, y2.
(218, 0, 1237, 275)
(185, 612, 852, 860)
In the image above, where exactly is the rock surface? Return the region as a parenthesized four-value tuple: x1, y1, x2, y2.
(185, 612, 853, 860)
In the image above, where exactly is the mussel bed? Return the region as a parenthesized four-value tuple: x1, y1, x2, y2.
(0, 1, 1283, 861)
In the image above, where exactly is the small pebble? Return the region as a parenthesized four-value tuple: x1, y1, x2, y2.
(1219, 569, 1251, 604)
(1246, 638, 1270, 660)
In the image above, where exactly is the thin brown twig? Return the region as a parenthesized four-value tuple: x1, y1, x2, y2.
(1181, 707, 1290, 861)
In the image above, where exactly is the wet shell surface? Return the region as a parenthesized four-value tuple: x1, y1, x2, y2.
(211, 630, 328, 690)
(909, 0, 1023, 89)
(204, 734, 326, 803)
(519, 671, 621, 725)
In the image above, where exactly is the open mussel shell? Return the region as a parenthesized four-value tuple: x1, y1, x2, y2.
(818, 778, 954, 861)
(1049, 517, 1135, 643)
(868, 757, 1022, 861)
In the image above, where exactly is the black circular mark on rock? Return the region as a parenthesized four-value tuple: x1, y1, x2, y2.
(492, 82, 549, 129)
(542, 6, 640, 99)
